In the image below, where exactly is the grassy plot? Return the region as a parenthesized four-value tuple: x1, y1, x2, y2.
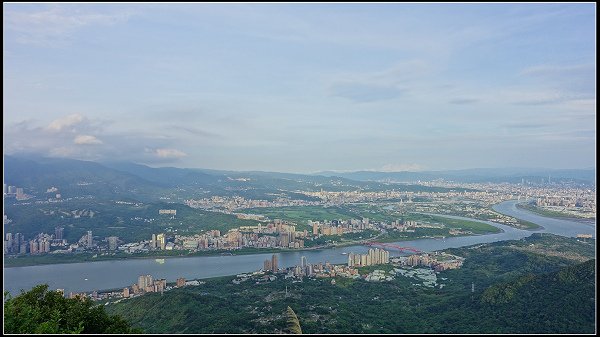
(407, 213, 501, 234)
(240, 206, 360, 228)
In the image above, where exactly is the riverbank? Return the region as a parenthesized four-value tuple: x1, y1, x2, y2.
(516, 202, 595, 222)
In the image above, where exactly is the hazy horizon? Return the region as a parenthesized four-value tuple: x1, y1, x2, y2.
(4, 3, 596, 173)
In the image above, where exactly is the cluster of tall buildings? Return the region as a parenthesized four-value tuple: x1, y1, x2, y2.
(263, 254, 279, 272)
(4, 232, 27, 254)
(3, 184, 28, 200)
(127, 274, 167, 296)
(151, 233, 166, 250)
(78, 231, 94, 248)
(347, 248, 390, 267)
(4, 227, 68, 255)
(404, 253, 464, 272)
(309, 218, 371, 236)
(123, 275, 189, 298)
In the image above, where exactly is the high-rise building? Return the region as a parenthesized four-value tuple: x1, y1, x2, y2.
(54, 227, 64, 241)
(29, 240, 39, 254)
(279, 232, 289, 248)
(301, 256, 307, 269)
(86, 231, 93, 248)
(107, 236, 118, 251)
(123, 287, 130, 298)
(271, 254, 278, 272)
(156, 233, 166, 250)
(138, 275, 153, 291)
(8, 186, 16, 194)
(264, 259, 272, 271)
(176, 277, 186, 287)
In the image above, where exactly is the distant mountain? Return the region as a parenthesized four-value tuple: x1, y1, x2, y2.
(315, 168, 596, 184)
(4, 155, 477, 202)
(4, 155, 165, 200)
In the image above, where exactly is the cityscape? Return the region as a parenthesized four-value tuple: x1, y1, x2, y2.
(3, 2, 595, 335)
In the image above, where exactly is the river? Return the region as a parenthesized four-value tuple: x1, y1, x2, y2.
(3, 200, 595, 295)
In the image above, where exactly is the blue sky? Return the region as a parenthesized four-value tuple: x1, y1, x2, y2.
(3, 3, 596, 173)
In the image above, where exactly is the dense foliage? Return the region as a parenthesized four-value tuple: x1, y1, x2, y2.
(3, 284, 141, 334)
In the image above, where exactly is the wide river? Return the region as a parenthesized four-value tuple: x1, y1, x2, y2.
(4, 200, 595, 295)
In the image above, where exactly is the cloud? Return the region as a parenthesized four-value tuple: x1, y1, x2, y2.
(153, 148, 187, 159)
(74, 134, 103, 145)
(46, 113, 84, 132)
(327, 60, 429, 103)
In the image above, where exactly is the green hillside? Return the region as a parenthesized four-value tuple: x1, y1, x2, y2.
(105, 234, 595, 334)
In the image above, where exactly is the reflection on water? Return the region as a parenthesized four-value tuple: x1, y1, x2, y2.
(4, 200, 595, 295)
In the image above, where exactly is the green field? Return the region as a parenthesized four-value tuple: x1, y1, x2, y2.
(407, 213, 501, 234)
(240, 206, 360, 228)
(517, 203, 593, 220)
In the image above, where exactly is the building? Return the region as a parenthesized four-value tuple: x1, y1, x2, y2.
(264, 259, 272, 271)
(271, 254, 278, 272)
(107, 236, 118, 251)
(301, 256, 307, 269)
(123, 287, 130, 298)
(156, 233, 166, 250)
(138, 275, 153, 292)
(159, 209, 177, 216)
(86, 231, 93, 248)
(54, 227, 64, 241)
(312, 222, 319, 236)
(176, 277, 186, 287)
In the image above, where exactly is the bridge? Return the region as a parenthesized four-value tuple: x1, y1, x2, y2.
(364, 242, 421, 253)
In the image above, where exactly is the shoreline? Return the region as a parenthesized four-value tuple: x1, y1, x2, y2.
(515, 202, 596, 224)
(5, 200, 575, 268)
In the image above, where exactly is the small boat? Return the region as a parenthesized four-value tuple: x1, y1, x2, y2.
(341, 252, 348, 255)
(84, 278, 88, 281)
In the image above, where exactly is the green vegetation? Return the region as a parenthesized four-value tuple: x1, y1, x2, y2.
(241, 206, 358, 228)
(3, 199, 258, 243)
(3, 284, 140, 334)
(517, 202, 593, 220)
(105, 234, 595, 334)
(407, 213, 500, 234)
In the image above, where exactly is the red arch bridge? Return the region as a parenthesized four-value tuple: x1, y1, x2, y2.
(364, 242, 421, 253)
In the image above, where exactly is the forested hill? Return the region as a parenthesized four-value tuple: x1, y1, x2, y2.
(105, 235, 595, 334)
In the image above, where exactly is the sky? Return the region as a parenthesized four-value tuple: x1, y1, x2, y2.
(3, 3, 596, 173)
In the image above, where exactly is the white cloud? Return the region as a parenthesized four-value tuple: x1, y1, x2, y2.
(74, 134, 103, 145)
(46, 113, 84, 132)
(154, 148, 187, 158)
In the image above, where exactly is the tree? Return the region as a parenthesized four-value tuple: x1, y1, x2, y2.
(4, 284, 141, 334)
(286, 306, 302, 334)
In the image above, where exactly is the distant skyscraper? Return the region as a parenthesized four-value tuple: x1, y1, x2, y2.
(301, 256, 307, 269)
(86, 231, 93, 248)
(107, 236, 118, 251)
(156, 233, 166, 250)
(271, 254, 278, 272)
(54, 227, 64, 241)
